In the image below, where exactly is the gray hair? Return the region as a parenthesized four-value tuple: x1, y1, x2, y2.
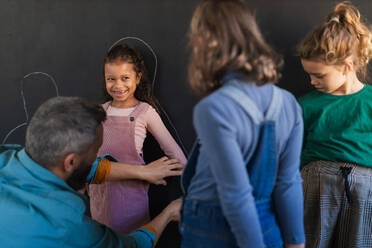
(25, 96, 106, 167)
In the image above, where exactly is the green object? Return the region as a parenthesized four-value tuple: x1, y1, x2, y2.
(299, 85, 372, 168)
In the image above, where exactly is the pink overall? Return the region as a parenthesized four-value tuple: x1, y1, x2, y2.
(89, 102, 150, 234)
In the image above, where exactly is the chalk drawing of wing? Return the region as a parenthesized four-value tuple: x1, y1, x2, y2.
(2, 72, 59, 145)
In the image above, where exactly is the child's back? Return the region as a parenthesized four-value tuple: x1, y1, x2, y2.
(181, 1, 305, 247)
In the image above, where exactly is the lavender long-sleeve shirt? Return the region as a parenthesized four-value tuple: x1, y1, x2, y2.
(186, 79, 305, 247)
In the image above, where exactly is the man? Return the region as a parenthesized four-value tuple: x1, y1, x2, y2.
(0, 96, 181, 247)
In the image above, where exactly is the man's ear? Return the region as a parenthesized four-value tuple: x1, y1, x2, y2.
(62, 153, 80, 173)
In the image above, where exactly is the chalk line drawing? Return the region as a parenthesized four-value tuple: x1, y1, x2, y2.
(2, 72, 59, 144)
(109, 37, 187, 154)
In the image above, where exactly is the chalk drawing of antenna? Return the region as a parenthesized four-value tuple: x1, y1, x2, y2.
(2, 72, 59, 144)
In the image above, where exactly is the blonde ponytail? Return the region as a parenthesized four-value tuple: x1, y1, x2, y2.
(298, 1, 372, 78)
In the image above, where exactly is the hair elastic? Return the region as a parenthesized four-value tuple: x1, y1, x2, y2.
(330, 16, 340, 23)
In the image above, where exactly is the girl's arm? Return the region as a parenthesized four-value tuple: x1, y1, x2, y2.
(90, 156, 184, 185)
(272, 99, 305, 246)
(145, 106, 187, 165)
(109, 157, 183, 185)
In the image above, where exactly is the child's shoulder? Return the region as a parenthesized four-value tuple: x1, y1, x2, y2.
(298, 90, 321, 106)
(363, 84, 372, 94)
(196, 84, 297, 113)
(138, 102, 160, 121)
(195, 89, 227, 112)
(139, 101, 154, 113)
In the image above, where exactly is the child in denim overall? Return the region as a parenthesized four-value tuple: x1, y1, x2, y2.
(180, 1, 305, 248)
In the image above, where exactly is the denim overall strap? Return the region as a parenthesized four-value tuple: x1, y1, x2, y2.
(218, 85, 282, 192)
(220, 85, 284, 247)
(218, 84, 264, 125)
(181, 140, 200, 195)
(182, 85, 283, 197)
(265, 86, 283, 122)
(218, 84, 282, 123)
(220, 85, 282, 200)
(181, 82, 264, 198)
(245, 86, 282, 202)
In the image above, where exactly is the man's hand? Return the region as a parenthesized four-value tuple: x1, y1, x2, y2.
(163, 198, 182, 222)
(145, 198, 183, 238)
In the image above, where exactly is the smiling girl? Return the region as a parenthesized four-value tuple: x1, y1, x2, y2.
(89, 44, 186, 234)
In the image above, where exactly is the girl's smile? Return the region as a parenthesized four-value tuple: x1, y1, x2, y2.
(104, 61, 141, 108)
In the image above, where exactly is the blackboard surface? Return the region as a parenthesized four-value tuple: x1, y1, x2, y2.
(1, 0, 372, 247)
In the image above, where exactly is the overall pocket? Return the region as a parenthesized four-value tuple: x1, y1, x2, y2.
(180, 200, 238, 248)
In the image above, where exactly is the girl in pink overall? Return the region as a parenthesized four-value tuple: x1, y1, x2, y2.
(89, 44, 186, 234)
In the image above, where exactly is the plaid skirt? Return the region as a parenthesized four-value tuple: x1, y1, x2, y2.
(301, 160, 372, 248)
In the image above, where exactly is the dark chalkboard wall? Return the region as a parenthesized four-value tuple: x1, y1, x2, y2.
(1, 0, 372, 247)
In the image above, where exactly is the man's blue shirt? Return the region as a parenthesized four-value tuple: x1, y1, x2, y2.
(0, 144, 155, 248)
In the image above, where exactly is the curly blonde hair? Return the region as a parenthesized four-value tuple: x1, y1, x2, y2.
(188, 0, 283, 96)
(298, 1, 372, 78)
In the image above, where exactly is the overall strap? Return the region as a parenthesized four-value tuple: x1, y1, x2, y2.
(219, 84, 283, 123)
(182, 85, 283, 197)
(218, 85, 263, 125)
(181, 140, 200, 195)
(265, 86, 283, 122)
(218, 84, 283, 201)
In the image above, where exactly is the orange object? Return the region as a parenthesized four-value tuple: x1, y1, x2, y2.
(92, 158, 111, 184)
(141, 225, 158, 247)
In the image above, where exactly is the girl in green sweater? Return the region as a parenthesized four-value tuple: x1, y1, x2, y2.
(298, 2, 372, 248)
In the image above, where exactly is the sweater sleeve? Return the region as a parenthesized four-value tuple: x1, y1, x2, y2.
(272, 98, 305, 244)
(86, 155, 117, 184)
(91, 225, 157, 248)
(145, 106, 187, 164)
(127, 227, 157, 248)
(193, 99, 265, 248)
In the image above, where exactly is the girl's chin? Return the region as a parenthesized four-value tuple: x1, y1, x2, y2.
(110, 93, 130, 101)
(112, 98, 128, 104)
(112, 96, 128, 101)
(111, 96, 138, 107)
(112, 92, 128, 98)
